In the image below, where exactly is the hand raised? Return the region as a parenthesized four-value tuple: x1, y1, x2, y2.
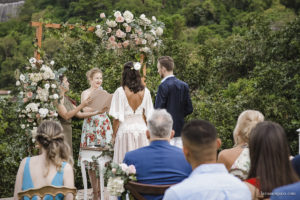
(82, 96, 92, 107)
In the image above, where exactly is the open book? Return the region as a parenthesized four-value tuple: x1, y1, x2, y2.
(89, 89, 113, 112)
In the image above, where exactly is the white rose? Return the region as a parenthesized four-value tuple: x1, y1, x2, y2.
(114, 11, 122, 18)
(95, 29, 103, 38)
(152, 16, 157, 21)
(96, 25, 101, 29)
(39, 108, 49, 118)
(50, 60, 55, 65)
(51, 84, 57, 89)
(20, 74, 25, 82)
(16, 81, 20, 86)
(123, 10, 134, 23)
(134, 62, 141, 71)
(44, 83, 50, 89)
(156, 27, 163, 36)
(142, 39, 147, 44)
(106, 20, 117, 28)
(53, 112, 58, 117)
(31, 63, 36, 68)
(140, 14, 146, 19)
(21, 124, 25, 129)
(53, 94, 59, 99)
(140, 47, 150, 53)
(29, 57, 36, 64)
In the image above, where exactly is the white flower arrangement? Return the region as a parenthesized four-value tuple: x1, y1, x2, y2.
(104, 162, 137, 199)
(16, 58, 63, 137)
(94, 10, 164, 59)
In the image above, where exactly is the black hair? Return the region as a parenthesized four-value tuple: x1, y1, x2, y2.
(121, 61, 144, 93)
(181, 119, 217, 146)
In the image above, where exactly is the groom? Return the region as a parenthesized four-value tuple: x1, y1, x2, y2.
(155, 56, 193, 148)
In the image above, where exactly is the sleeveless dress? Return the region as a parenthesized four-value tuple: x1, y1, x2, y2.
(109, 87, 154, 163)
(22, 157, 67, 200)
(58, 96, 74, 153)
(229, 146, 250, 180)
(78, 113, 113, 166)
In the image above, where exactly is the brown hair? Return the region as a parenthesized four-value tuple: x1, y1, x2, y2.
(247, 121, 299, 197)
(158, 56, 174, 71)
(233, 110, 264, 144)
(36, 120, 73, 176)
(86, 68, 102, 81)
(122, 61, 144, 93)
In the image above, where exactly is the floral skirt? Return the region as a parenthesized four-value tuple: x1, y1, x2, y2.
(78, 113, 112, 166)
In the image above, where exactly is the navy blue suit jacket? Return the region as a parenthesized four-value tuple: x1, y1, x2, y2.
(123, 140, 192, 200)
(155, 76, 193, 137)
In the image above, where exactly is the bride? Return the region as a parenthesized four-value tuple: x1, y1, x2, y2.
(109, 61, 153, 163)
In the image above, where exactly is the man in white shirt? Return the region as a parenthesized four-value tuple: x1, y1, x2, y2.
(163, 120, 251, 200)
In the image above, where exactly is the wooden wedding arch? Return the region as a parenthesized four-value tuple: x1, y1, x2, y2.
(31, 21, 147, 83)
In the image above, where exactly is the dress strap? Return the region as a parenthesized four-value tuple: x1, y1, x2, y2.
(51, 162, 66, 186)
(22, 157, 34, 190)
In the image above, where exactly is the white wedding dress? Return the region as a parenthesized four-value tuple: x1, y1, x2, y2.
(109, 87, 153, 164)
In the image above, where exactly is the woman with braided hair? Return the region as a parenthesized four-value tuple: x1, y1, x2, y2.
(14, 121, 74, 200)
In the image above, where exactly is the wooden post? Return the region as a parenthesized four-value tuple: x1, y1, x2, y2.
(140, 54, 147, 85)
(31, 22, 95, 60)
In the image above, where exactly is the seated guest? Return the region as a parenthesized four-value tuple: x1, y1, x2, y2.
(163, 120, 251, 200)
(123, 109, 192, 200)
(218, 110, 264, 180)
(292, 155, 300, 178)
(14, 121, 74, 200)
(270, 181, 300, 200)
(245, 121, 299, 200)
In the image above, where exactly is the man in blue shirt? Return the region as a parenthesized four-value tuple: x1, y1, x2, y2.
(163, 120, 251, 200)
(123, 109, 192, 200)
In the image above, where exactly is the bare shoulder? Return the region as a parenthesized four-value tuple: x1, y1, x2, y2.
(64, 163, 73, 171)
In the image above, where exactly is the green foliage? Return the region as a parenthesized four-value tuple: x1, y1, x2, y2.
(1, 0, 300, 198)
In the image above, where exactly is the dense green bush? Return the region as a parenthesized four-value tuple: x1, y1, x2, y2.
(1, 0, 300, 198)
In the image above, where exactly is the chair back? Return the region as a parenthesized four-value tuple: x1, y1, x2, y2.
(124, 181, 174, 200)
(18, 185, 77, 200)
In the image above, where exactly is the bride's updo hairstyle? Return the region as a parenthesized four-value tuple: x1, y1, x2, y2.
(122, 61, 144, 93)
(36, 120, 73, 174)
(233, 110, 264, 145)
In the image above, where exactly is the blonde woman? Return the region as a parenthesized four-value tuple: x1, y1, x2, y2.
(78, 68, 113, 200)
(14, 121, 74, 200)
(217, 110, 264, 180)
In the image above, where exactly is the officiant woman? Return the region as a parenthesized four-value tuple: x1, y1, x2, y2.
(78, 68, 113, 200)
(57, 74, 102, 155)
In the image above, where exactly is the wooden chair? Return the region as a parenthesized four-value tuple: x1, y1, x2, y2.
(124, 181, 174, 200)
(18, 185, 77, 200)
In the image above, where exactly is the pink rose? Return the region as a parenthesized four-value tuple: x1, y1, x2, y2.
(116, 29, 125, 38)
(36, 114, 40, 118)
(117, 43, 122, 49)
(28, 118, 33, 122)
(107, 28, 112, 33)
(112, 168, 116, 174)
(126, 26, 131, 32)
(122, 40, 130, 48)
(128, 165, 136, 174)
(135, 38, 141, 45)
(27, 91, 33, 98)
(100, 13, 106, 18)
(23, 98, 28, 103)
(109, 36, 115, 42)
(115, 16, 124, 23)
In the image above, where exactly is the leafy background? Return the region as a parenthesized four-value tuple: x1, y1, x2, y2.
(1, 0, 300, 197)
